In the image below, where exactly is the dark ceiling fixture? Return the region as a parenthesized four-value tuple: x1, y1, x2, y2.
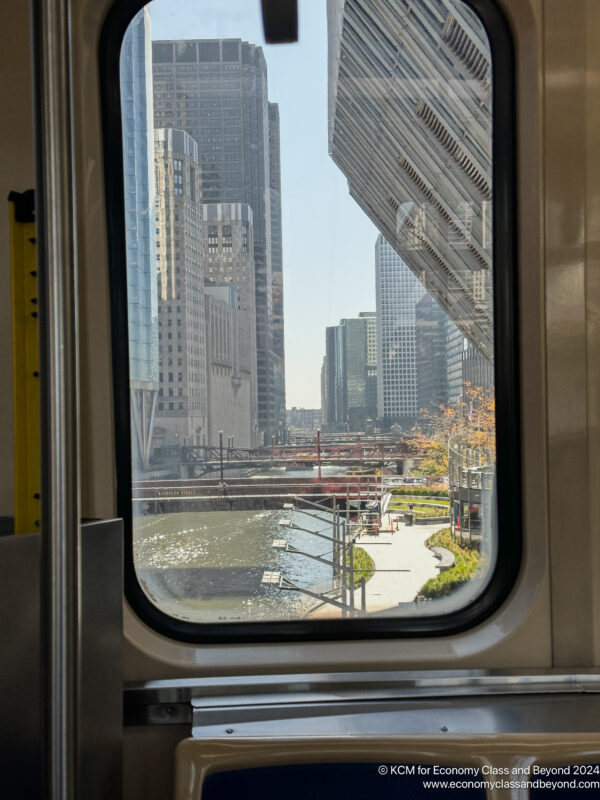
(260, 0, 298, 44)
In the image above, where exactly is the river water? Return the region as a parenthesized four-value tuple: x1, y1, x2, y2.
(133, 466, 349, 623)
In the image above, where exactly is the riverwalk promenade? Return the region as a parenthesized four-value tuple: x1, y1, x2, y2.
(309, 513, 443, 618)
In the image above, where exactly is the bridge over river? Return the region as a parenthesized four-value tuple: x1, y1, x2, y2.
(177, 441, 421, 477)
(133, 475, 384, 513)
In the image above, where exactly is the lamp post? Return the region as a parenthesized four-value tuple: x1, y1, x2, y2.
(316, 428, 322, 480)
(218, 430, 224, 482)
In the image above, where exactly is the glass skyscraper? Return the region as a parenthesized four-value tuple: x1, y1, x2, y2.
(375, 235, 426, 424)
(152, 38, 285, 443)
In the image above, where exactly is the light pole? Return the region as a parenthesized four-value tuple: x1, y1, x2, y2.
(218, 430, 224, 482)
(316, 427, 322, 480)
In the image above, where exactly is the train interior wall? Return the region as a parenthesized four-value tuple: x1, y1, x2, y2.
(4, 0, 600, 798)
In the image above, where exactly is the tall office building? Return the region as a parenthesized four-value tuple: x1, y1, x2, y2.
(121, 8, 158, 469)
(199, 203, 258, 445)
(360, 311, 378, 418)
(269, 103, 286, 437)
(321, 355, 329, 426)
(328, 0, 493, 365)
(446, 323, 465, 405)
(415, 293, 449, 416)
(322, 312, 378, 431)
(153, 128, 207, 448)
(375, 236, 426, 425)
(324, 326, 339, 429)
(152, 38, 285, 443)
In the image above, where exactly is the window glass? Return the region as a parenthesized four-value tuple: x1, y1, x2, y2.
(120, 0, 498, 626)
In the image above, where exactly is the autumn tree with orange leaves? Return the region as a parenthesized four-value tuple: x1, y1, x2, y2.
(410, 384, 496, 477)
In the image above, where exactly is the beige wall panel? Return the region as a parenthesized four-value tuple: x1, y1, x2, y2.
(119, 0, 553, 678)
(584, 0, 600, 666)
(124, 725, 189, 800)
(544, 0, 595, 667)
(65, 0, 553, 675)
(0, 3, 35, 516)
(71, 0, 118, 518)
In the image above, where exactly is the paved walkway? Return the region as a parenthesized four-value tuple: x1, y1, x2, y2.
(355, 513, 441, 612)
(308, 513, 443, 618)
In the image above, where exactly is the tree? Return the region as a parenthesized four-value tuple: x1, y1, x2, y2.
(410, 384, 496, 477)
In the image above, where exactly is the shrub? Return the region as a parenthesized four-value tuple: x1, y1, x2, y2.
(418, 528, 482, 598)
(390, 488, 449, 497)
(346, 545, 374, 587)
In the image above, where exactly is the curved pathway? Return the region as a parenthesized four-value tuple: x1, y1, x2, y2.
(355, 513, 442, 612)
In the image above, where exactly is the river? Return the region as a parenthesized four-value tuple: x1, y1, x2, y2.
(133, 466, 351, 623)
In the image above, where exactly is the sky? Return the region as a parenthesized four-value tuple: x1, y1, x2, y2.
(148, 0, 379, 408)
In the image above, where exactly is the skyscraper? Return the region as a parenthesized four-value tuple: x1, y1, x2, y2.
(269, 103, 286, 437)
(375, 235, 426, 425)
(154, 128, 207, 447)
(328, 0, 493, 363)
(121, 8, 158, 468)
(359, 311, 378, 419)
(415, 293, 449, 416)
(152, 38, 285, 443)
(322, 312, 377, 431)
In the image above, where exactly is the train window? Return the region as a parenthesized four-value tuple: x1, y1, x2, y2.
(105, 0, 519, 640)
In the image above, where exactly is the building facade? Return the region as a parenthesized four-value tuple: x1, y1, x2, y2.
(269, 103, 286, 438)
(415, 293, 449, 417)
(328, 0, 493, 374)
(204, 284, 256, 448)
(121, 8, 158, 469)
(323, 311, 378, 431)
(199, 203, 258, 445)
(153, 128, 207, 449)
(375, 235, 426, 426)
(286, 408, 323, 435)
(152, 38, 285, 443)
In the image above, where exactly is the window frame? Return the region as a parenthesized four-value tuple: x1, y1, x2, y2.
(99, 0, 521, 644)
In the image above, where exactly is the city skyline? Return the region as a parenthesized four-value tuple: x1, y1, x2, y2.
(148, 0, 379, 408)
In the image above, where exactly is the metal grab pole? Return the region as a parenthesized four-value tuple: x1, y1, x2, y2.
(341, 518, 347, 618)
(361, 576, 366, 613)
(33, 0, 81, 796)
(349, 536, 355, 615)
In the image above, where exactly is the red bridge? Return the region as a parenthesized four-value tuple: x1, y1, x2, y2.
(179, 439, 419, 476)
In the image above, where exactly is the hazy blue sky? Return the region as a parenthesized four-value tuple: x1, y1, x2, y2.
(149, 0, 379, 408)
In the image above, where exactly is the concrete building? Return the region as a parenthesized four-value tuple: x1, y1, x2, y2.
(153, 128, 207, 449)
(360, 311, 378, 419)
(121, 8, 158, 469)
(286, 408, 323, 435)
(199, 203, 258, 445)
(204, 284, 256, 447)
(152, 38, 285, 443)
(375, 235, 426, 426)
(328, 0, 493, 369)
